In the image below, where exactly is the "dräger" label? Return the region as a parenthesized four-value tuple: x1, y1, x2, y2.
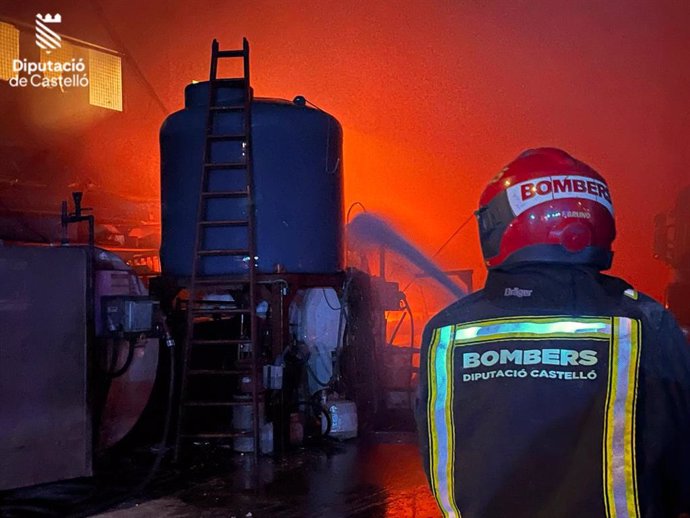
(463, 348, 598, 369)
(506, 175, 614, 216)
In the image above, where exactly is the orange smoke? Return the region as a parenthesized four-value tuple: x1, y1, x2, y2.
(3, 0, 690, 301)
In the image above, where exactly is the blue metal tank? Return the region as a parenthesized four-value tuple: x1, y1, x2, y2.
(160, 82, 343, 276)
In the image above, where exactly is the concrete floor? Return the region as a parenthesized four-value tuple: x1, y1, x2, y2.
(96, 441, 440, 518)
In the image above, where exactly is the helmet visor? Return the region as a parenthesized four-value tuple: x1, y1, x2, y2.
(476, 191, 514, 262)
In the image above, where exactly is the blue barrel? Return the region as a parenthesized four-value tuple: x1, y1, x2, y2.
(160, 82, 343, 276)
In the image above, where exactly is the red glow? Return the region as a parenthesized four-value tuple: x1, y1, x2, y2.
(2, 1, 689, 301)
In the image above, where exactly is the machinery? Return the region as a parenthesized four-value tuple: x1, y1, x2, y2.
(0, 39, 466, 496)
(154, 39, 472, 457)
(654, 185, 690, 335)
(0, 228, 163, 490)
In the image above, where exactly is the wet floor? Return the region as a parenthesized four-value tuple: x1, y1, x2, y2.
(96, 440, 441, 518)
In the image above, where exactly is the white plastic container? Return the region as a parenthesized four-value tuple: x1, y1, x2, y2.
(323, 399, 358, 440)
(233, 402, 273, 453)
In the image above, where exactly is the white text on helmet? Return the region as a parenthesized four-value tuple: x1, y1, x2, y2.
(506, 175, 614, 217)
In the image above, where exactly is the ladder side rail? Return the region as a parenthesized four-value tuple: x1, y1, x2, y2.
(242, 37, 261, 460)
(174, 39, 221, 461)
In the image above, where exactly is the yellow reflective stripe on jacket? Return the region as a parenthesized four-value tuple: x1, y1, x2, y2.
(427, 325, 461, 517)
(453, 317, 611, 345)
(623, 289, 639, 300)
(604, 317, 641, 518)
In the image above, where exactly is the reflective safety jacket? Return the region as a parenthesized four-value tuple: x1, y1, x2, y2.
(416, 265, 690, 518)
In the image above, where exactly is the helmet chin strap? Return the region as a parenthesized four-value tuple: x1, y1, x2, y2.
(494, 245, 613, 272)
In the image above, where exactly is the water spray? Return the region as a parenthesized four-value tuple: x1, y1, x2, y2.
(347, 213, 466, 299)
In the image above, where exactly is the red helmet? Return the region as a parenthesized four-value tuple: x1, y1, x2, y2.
(476, 148, 616, 270)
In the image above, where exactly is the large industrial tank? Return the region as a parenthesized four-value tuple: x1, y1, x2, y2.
(160, 82, 343, 276)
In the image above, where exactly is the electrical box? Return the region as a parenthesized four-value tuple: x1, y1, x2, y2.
(102, 296, 156, 334)
(370, 277, 403, 311)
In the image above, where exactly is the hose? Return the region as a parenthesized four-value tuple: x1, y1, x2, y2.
(346, 202, 367, 224)
(320, 400, 333, 437)
(402, 297, 416, 395)
(294, 396, 332, 438)
(102, 338, 136, 378)
(388, 311, 407, 346)
(403, 297, 415, 349)
(303, 279, 353, 392)
(388, 294, 414, 347)
(306, 362, 332, 388)
(132, 333, 175, 494)
(331, 275, 353, 388)
(71, 324, 177, 517)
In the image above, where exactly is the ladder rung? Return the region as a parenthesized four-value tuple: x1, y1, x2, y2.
(210, 105, 245, 112)
(194, 276, 251, 285)
(216, 50, 245, 58)
(188, 369, 251, 376)
(197, 249, 250, 256)
(207, 133, 245, 141)
(181, 432, 254, 439)
(199, 220, 249, 227)
(203, 162, 246, 169)
(209, 78, 247, 89)
(184, 400, 255, 407)
(201, 190, 248, 198)
(187, 300, 239, 306)
(189, 339, 250, 345)
(190, 308, 251, 315)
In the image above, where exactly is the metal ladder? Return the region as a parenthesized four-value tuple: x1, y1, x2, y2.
(175, 38, 261, 460)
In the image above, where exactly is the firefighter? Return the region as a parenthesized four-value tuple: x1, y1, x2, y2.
(416, 148, 690, 518)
